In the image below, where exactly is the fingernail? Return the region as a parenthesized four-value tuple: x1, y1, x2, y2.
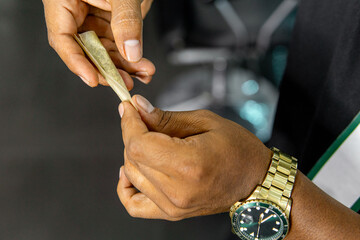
(79, 75, 90, 85)
(124, 40, 142, 62)
(135, 71, 149, 77)
(119, 103, 124, 118)
(132, 75, 149, 84)
(119, 167, 122, 179)
(135, 95, 154, 113)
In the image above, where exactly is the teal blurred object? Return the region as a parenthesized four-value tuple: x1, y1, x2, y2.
(157, 1, 298, 142)
(260, 9, 297, 87)
(227, 68, 278, 142)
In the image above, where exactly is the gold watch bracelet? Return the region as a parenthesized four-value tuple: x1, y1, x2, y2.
(230, 147, 298, 219)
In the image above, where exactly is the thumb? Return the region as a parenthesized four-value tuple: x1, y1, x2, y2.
(111, 0, 143, 62)
(133, 95, 216, 138)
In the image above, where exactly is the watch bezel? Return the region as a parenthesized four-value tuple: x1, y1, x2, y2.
(231, 199, 289, 240)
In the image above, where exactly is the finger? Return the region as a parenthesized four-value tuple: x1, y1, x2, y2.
(108, 51, 155, 75)
(118, 69, 134, 90)
(119, 101, 173, 150)
(88, 6, 111, 21)
(107, 45, 155, 74)
(118, 164, 209, 220)
(78, 15, 114, 40)
(124, 150, 196, 211)
(120, 102, 187, 171)
(124, 156, 176, 212)
(118, 166, 138, 198)
(111, 0, 143, 62)
(117, 166, 173, 220)
(51, 34, 99, 87)
(99, 38, 155, 83)
(119, 163, 200, 220)
(97, 72, 110, 86)
(131, 74, 152, 85)
(94, 69, 133, 88)
(124, 148, 178, 200)
(82, 0, 111, 11)
(86, 1, 150, 20)
(43, 1, 99, 87)
(133, 95, 216, 138)
(119, 101, 149, 142)
(108, 51, 155, 84)
(140, 0, 154, 18)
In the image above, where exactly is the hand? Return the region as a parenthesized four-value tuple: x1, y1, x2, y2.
(117, 95, 272, 220)
(81, 0, 154, 61)
(42, 0, 155, 87)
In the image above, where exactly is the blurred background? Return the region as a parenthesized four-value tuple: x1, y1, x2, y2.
(0, 0, 296, 239)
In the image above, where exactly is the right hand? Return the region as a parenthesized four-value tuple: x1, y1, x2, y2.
(116, 95, 272, 220)
(42, 0, 155, 88)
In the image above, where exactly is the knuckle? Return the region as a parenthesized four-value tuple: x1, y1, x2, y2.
(116, 184, 121, 196)
(174, 196, 191, 209)
(121, 117, 136, 133)
(127, 207, 138, 218)
(164, 207, 182, 218)
(123, 156, 131, 169)
(168, 192, 191, 209)
(195, 109, 220, 128)
(126, 138, 142, 159)
(47, 34, 55, 49)
(196, 109, 215, 119)
(113, 17, 142, 28)
(178, 162, 206, 183)
(191, 166, 206, 183)
(155, 109, 173, 131)
(112, 9, 142, 28)
(167, 168, 206, 209)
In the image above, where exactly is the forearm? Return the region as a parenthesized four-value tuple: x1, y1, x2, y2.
(287, 171, 360, 239)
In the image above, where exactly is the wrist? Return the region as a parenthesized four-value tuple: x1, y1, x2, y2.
(230, 147, 298, 240)
(240, 147, 273, 202)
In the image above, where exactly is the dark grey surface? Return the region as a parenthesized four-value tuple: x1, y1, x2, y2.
(0, 0, 230, 239)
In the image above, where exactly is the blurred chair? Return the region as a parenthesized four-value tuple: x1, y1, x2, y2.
(155, 0, 298, 141)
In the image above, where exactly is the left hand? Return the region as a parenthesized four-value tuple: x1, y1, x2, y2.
(117, 95, 272, 220)
(43, 0, 155, 87)
(81, 0, 154, 62)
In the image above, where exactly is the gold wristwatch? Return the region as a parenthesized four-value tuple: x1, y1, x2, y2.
(230, 147, 298, 240)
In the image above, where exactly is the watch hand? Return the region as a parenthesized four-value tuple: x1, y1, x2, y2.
(257, 213, 264, 238)
(261, 214, 276, 224)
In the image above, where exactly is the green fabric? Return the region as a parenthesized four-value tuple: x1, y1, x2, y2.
(351, 197, 360, 212)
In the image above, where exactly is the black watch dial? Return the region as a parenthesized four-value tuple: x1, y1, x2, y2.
(231, 200, 289, 240)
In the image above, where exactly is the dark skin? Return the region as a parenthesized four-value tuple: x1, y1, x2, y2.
(43, 1, 360, 238)
(288, 172, 360, 239)
(42, 0, 155, 87)
(117, 95, 360, 239)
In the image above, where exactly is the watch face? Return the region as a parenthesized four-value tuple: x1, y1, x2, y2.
(231, 200, 289, 240)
